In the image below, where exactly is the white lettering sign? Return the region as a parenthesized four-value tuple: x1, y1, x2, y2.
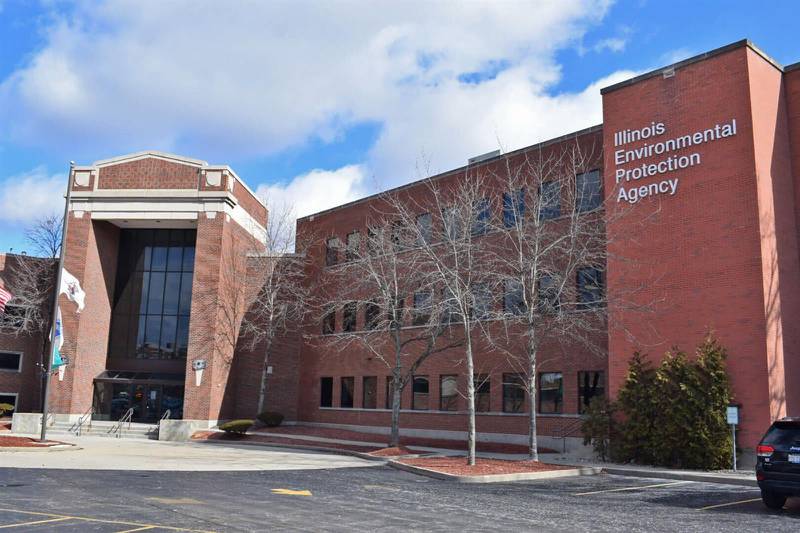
(613, 119, 737, 204)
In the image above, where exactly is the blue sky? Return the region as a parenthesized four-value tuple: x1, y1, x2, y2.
(0, 0, 798, 255)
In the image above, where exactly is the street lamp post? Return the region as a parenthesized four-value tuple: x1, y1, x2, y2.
(39, 161, 74, 442)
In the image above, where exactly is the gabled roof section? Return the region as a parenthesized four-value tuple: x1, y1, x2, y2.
(92, 150, 208, 168)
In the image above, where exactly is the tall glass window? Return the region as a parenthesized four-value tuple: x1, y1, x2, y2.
(108, 229, 195, 360)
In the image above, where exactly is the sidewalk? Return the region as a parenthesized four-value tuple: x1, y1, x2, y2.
(200, 425, 757, 487)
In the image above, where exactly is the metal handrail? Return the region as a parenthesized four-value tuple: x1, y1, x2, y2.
(109, 408, 134, 438)
(70, 406, 94, 436)
(150, 409, 171, 436)
(556, 416, 586, 453)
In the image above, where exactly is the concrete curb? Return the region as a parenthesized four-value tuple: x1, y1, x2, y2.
(387, 460, 603, 483)
(0, 444, 80, 453)
(192, 437, 389, 463)
(602, 467, 756, 487)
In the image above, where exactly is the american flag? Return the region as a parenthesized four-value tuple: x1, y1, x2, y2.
(0, 286, 12, 314)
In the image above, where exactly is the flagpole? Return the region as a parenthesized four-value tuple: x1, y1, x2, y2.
(39, 161, 74, 442)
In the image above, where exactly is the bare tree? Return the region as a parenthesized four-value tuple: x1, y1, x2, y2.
(318, 212, 461, 447)
(387, 171, 500, 466)
(484, 139, 613, 460)
(240, 203, 314, 414)
(25, 214, 63, 258)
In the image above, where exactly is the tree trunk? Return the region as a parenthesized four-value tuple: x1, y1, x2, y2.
(390, 374, 402, 447)
(528, 339, 538, 461)
(256, 348, 271, 414)
(465, 333, 477, 466)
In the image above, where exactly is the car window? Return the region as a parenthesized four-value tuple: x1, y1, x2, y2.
(762, 423, 800, 447)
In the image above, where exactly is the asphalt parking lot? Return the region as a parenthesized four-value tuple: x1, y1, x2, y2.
(1, 461, 798, 532)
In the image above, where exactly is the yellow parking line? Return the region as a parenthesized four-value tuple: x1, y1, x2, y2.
(573, 480, 693, 496)
(0, 517, 71, 529)
(117, 527, 157, 533)
(696, 497, 762, 511)
(0, 508, 214, 532)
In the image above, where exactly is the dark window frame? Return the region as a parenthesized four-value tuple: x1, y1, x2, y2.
(503, 188, 526, 228)
(345, 231, 361, 262)
(413, 291, 432, 326)
(538, 181, 561, 221)
(576, 169, 602, 213)
(578, 371, 605, 414)
(325, 237, 339, 266)
(472, 197, 490, 235)
(342, 302, 357, 332)
(0, 351, 23, 372)
(577, 268, 604, 309)
(416, 212, 433, 246)
(502, 373, 526, 413)
(322, 310, 336, 335)
(440, 375, 458, 411)
(538, 372, 563, 414)
(362, 376, 377, 409)
(340, 376, 355, 408)
(504, 279, 526, 316)
(412, 375, 429, 410)
(320, 377, 333, 408)
(475, 374, 491, 412)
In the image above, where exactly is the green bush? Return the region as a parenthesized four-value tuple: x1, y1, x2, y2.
(256, 411, 284, 427)
(0, 403, 14, 417)
(219, 419, 253, 435)
(598, 335, 734, 470)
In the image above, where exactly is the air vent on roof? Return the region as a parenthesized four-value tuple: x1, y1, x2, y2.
(468, 150, 501, 165)
(662, 67, 675, 79)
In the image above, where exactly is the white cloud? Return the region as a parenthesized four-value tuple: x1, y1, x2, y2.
(0, 0, 640, 217)
(594, 37, 628, 53)
(256, 165, 368, 219)
(0, 167, 65, 222)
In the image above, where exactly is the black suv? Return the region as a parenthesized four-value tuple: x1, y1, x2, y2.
(757, 417, 800, 509)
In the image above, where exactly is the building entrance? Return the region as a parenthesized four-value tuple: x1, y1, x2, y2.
(92, 371, 184, 422)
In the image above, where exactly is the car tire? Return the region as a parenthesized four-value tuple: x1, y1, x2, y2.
(761, 490, 787, 510)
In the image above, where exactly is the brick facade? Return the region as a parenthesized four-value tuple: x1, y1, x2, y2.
(3, 40, 798, 451)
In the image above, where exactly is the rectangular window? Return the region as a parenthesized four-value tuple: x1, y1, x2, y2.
(343, 302, 357, 332)
(0, 394, 16, 412)
(322, 310, 335, 335)
(346, 231, 360, 262)
(537, 274, 560, 313)
(539, 372, 563, 414)
(363, 376, 377, 409)
(577, 268, 604, 309)
(416, 213, 432, 245)
(0, 352, 22, 372)
(325, 237, 339, 266)
(385, 376, 397, 409)
(539, 181, 561, 221)
(475, 374, 491, 412)
(503, 188, 525, 227)
(578, 371, 605, 414)
(504, 279, 525, 316)
(340, 377, 355, 408)
(388, 296, 405, 328)
(441, 287, 458, 324)
(413, 291, 431, 326)
(576, 170, 602, 213)
(364, 300, 380, 330)
(471, 283, 491, 320)
(440, 375, 458, 411)
(391, 221, 406, 251)
(503, 373, 526, 413)
(320, 377, 333, 407)
(472, 198, 490, 235)
(366, 227, 380, 256)
(108, 229, 195, 361)
(443, 207, 462, 241)
(412, 376, 429, 410)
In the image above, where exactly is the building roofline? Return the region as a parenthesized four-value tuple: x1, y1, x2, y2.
(92, 150, 208, 168)
(297, 124, 603, 222)
(601, 39, 785, 95)
(786, 61, 800, 73)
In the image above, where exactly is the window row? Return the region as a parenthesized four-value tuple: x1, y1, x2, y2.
(319, 371, 604, 414)
(324, 170, 602, 267)
(321, 268, 604, 334)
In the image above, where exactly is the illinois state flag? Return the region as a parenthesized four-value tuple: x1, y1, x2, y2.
(52, 307, 65, 369)
(60, 268, 85, 313)
(0, 285, 12, 314)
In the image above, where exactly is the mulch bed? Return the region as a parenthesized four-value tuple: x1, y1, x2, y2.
(398, 456, 573, 476)
(0, 422, 11, 432)
(368, 446, 414, 457)
(0, 436, 67, 448)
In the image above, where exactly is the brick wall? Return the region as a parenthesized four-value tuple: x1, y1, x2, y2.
(98, 158, 200, 189)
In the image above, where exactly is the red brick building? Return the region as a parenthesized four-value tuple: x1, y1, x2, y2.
(6, 40, 800, 452)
